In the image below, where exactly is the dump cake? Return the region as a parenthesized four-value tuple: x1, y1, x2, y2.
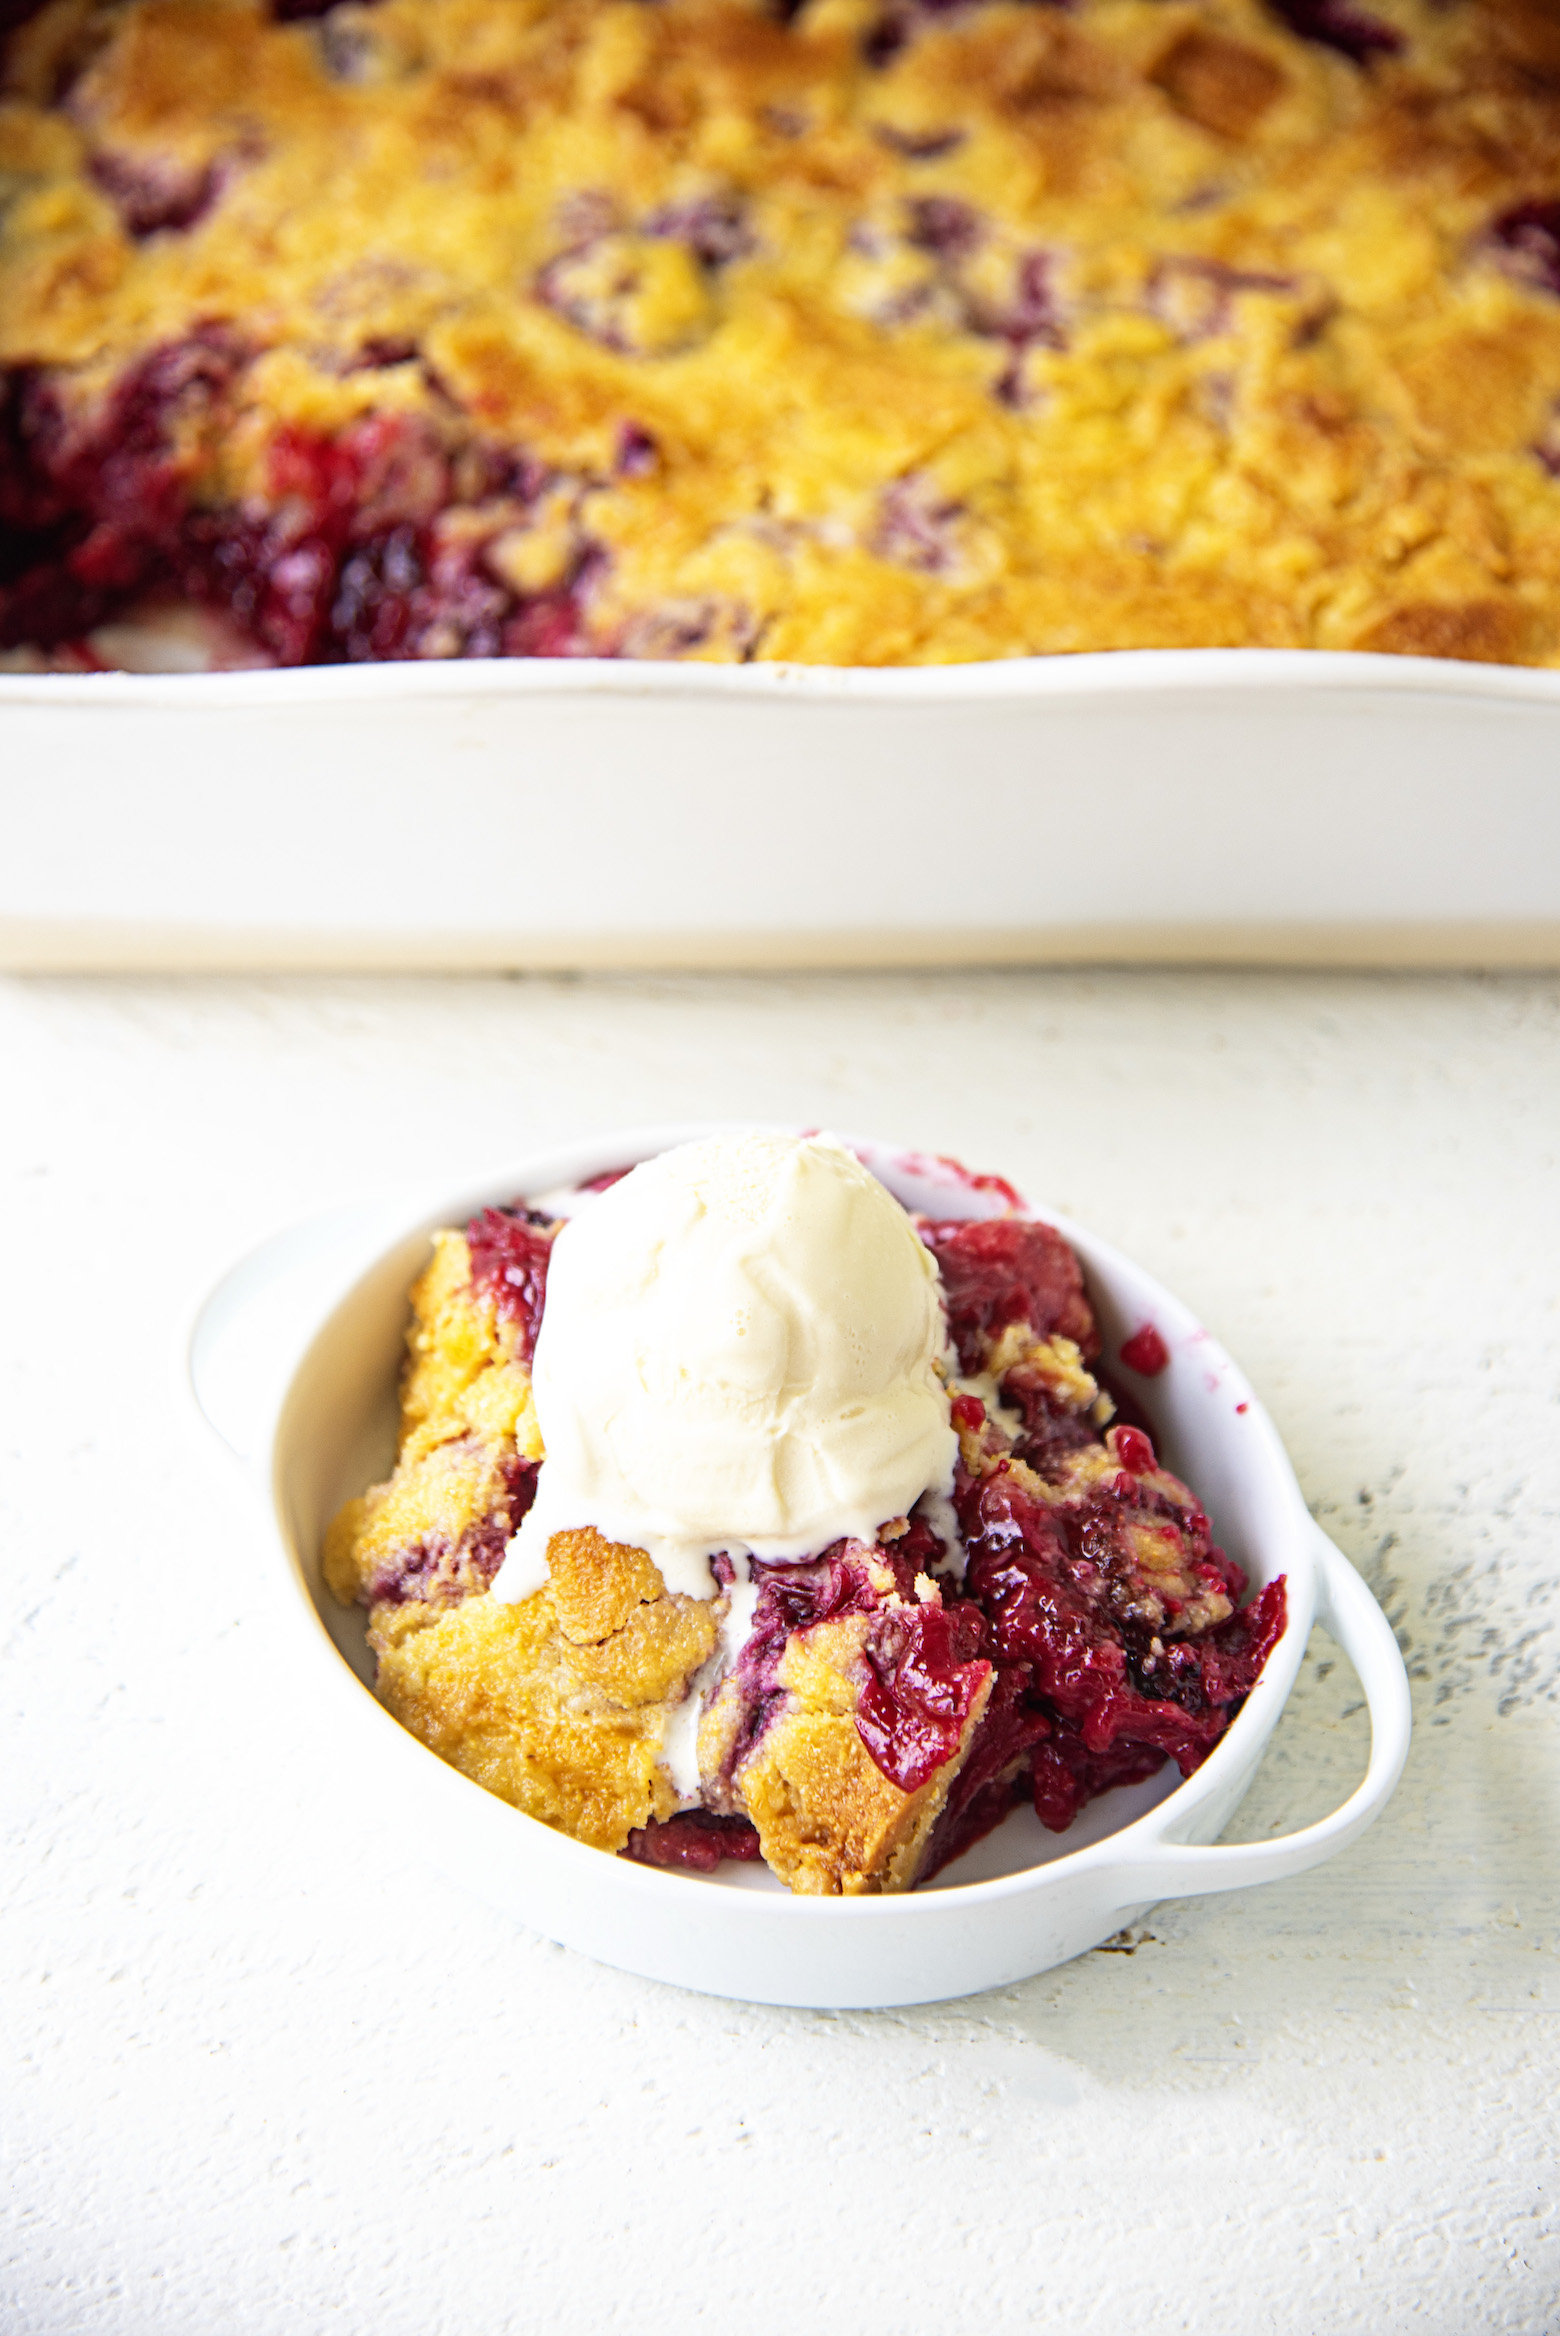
(324, 1132, 1285, 1894)
(3, 0, 1560, 668)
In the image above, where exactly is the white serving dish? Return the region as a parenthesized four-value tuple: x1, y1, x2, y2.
(7, 647, 1560, 970)
(188, 1126, 1411, 2009)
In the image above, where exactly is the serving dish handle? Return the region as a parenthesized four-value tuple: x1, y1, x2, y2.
(1109, 1526, 1411, 1907)
(186, 1199, 408, 1471)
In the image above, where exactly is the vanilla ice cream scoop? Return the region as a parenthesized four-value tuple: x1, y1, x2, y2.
(492, 1130, 956, 1601)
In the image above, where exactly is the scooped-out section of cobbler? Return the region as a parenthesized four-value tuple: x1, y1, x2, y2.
(3, 0, 1560, 671)
(324, 1138, 1285, 1896)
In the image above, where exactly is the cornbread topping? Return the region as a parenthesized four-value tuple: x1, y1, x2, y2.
(4, 0, 1560, 668)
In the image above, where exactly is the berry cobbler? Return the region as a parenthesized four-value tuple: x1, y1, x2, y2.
(4, 0, 1560, 669)
(324, 1133, 1285, 1895)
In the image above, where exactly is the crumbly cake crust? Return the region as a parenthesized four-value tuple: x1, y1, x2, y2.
(370, 1581, 708, 1850)
(6, 0, 1560, 666)
(722, 1609, 992, 1893)
(326, 1232, 719, 1853)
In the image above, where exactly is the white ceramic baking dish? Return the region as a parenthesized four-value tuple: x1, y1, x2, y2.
(8, 646, 1560, 970)
(187, 1126, 1411, 2008)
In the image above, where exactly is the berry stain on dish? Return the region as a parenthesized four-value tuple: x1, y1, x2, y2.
(325, 1132, 1285, 1897)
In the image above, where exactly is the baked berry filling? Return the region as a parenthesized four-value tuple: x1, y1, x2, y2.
(703, 1537, 989, 1801)
(0, 338, 604, 661)
(1490, 201, 1560, 300)
(1266, 0, 1402, 61)
(623, 1811, 763, 1871)
(918, 1215, 1098, 1373)
(86, 150, 228, 240)
(960, 1465, 1284, 1767)
(856, 1598, 991, 1792)
(366, 1450, 540, 1607)
(465, 1207, 558, 1364)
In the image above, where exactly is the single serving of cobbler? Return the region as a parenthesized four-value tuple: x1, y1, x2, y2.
(4, 0, 1560, 669)
(323, 1131, 1285, 1895)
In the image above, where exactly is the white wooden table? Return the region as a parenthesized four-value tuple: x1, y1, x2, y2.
(4, 968, 1555, 2333)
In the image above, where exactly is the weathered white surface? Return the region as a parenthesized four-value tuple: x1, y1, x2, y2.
(2, 970, 1556, 2333)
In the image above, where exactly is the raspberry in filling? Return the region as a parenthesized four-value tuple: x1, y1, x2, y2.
(919, 1216, 1098, 1375)
(698, 1536, 991, 1810)
(324, 1143, 1285, 1897)
(857, 1598, 991, 1793)
(1120, 1322, 1171, 1377)
(465, 1206, 557, 1365)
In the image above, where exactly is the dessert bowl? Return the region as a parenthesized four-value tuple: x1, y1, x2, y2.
(188, 1125, 1411, 2008)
